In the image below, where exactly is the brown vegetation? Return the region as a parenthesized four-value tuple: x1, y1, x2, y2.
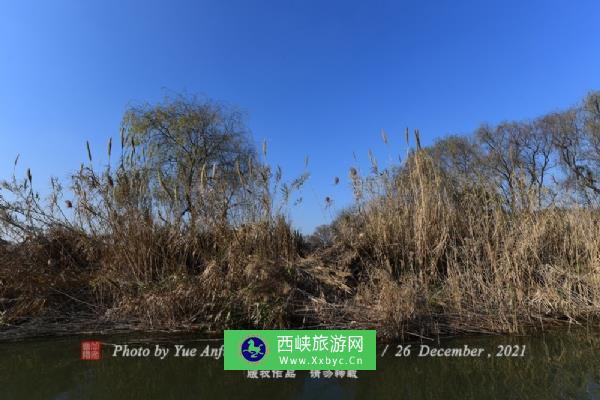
(1, 92, 600, 340)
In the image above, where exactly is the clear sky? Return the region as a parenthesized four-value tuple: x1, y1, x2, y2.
(1, 0, 600, 233)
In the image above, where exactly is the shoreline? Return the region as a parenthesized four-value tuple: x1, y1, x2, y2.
(0, 318, 213, 342)
(1, 317, 595, 343)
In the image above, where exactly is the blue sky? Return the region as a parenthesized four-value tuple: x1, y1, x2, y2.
(1, 0, 600, 233)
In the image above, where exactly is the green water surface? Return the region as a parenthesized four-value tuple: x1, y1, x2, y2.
(1, 330, 599, 399)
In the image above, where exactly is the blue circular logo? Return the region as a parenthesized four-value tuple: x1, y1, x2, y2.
(241, 336, 266, 362)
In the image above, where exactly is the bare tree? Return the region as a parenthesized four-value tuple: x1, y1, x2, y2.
(544, 92, 600, 204)
(476, 120, 554, 210)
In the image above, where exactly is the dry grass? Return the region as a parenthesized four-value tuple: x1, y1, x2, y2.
(313, 144, 600, 339)
(2, 95, 600, 340)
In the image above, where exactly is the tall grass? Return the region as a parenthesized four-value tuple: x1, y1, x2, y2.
(322, 142, 600, 338)
(2, 94, 600, 340)
(0, 97, 309, 333)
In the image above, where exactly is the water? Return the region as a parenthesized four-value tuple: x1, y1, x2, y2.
(1, 330, 599, 399)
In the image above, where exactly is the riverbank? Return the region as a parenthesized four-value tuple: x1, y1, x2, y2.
(3, 163, 600, 340)
(3, 188, 600, 341)
(3, 95, 600, 342)
(1, 308, 597, 343)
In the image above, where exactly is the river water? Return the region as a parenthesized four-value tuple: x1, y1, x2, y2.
(1, 329, 599, 399)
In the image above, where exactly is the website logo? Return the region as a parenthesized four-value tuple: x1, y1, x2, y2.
(241, 336, 266, 362)
(225, 330, 376, 370)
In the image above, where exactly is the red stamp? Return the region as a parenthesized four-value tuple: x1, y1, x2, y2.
(80, 340, 102, 361)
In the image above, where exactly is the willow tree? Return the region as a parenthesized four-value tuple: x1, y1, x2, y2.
(120, 96, 261, 229)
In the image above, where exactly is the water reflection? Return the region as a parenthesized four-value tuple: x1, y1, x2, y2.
(0, 330, 599, 399)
